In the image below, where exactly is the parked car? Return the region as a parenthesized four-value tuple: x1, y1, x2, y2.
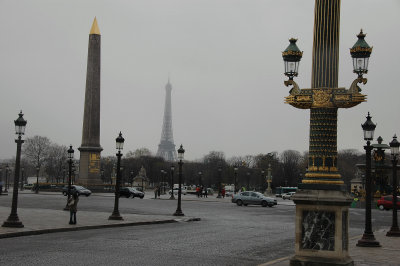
(119, 187, 144, 199)
(377, 196, 400, 210)
(232, 191, 277, 207)
(169, 188, 187, 195)
(62, 185, 91, 197)
(282, 192, 296, 200)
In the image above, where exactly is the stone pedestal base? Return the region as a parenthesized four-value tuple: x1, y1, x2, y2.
(290, 189, 354, 266)
(78, 146, 102, 187)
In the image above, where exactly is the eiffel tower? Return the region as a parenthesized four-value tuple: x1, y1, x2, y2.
(156, 79, 177, 161)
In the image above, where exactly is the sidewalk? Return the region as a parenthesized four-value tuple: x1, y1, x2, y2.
(260, 229, 400, 266)
(0, 206, 198, 239)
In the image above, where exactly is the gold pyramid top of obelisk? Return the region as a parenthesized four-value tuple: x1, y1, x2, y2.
(90, 17, 100, 35)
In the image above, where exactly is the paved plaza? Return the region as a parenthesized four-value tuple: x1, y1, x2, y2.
(0, 191, 399, 265)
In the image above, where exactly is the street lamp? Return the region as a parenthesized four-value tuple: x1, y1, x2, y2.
(173, 144, 185, 216)
(357, 113, 380, 247)
(64, 145, 74, 211)
(350, 30, 372, 79)
(233, 167, 238, 193)
(170, 165, 175, 199)
(282, 38, 302, 81)
(2, 111, 27, 228)
(387, 135, 400, 237)
(217, 166, 222, 198)
(109, 132, 124, 220)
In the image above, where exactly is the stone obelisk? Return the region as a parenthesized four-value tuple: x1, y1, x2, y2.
(78, 18, 103, 187)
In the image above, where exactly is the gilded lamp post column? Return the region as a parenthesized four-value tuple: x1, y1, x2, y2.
(282, 0, 373, 265)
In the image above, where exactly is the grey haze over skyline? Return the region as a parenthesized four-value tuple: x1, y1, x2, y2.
(0, 0, 399, 161)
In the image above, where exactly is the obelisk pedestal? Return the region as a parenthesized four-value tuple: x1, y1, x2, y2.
(78, 18, 103, 188)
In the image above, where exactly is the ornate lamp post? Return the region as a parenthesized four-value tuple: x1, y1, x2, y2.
(109, 132, 124, 220)
(357, 113, 380, 247)
(217, 166, 222, 198)
(170, 165, 175, 199)
(64, 145, 74, 211)
(283, 2, 373, 264)
(233, 167, 238, 193)
(173, 145, 185, 216)
(2, 111, 27, 228)
(20, 167, 25, 191)
(387, 135, 400, 236)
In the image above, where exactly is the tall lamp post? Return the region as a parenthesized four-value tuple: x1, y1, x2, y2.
(387, 135, 400, 236)
(20, 167, 25, 191)
(109, 132, 124, 220)
(217, 166, 222, 198)
(233, 167, 238, 193)
(170, 165, 175, 199)
(64, 145, 74, 211)
(173, 145, 185, 216)
(357, 113, 381, 247)
(2, 111, 27, 228)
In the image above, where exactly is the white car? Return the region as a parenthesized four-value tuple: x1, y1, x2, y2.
(169, 188, 187, 195)
(282, 192, 296, 200)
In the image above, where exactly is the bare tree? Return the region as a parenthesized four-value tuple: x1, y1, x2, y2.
(280, 150, 302, 186)
(45, 144, 68, 183)
(23, 135, 51, 177)
(126, 148, 152, 158)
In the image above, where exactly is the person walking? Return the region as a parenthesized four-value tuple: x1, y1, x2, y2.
(154, 186, 158, 199)
(68, 191, 79, 224)
(203, 187, 208, 198)
(222, 188, 226, 198)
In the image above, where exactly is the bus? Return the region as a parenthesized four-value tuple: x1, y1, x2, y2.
(275, 186, 297, 197)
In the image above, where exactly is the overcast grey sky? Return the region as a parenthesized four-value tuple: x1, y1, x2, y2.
(0, 0, 399, 161)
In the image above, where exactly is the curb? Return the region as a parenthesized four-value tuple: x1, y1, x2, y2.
(0, 217, 202, 239)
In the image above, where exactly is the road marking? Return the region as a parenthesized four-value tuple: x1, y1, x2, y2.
(258, 255, 291, 266)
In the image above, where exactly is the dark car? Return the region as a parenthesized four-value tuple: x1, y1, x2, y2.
(377, 196, 400, 210)
(62, 185, 91, 197)
(232, 191, 277, 207)
(120, 187, 144, 199)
